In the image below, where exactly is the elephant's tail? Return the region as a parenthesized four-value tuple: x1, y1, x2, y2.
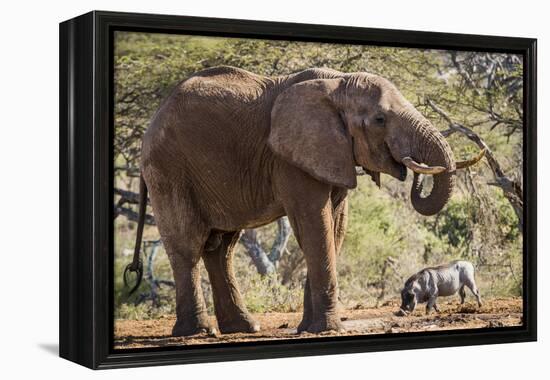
(123, 174, 147, 294)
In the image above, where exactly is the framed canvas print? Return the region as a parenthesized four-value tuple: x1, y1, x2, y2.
(59, 11, 537, 369)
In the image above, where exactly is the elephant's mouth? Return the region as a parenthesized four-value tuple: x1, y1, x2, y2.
(361, 167, 381, 187)
(383, 155, 408, 182)
(383, 142, 407, 182)
(358, 143, 407, 186)
(361, 162, 406, 187)
(396, 163, 407, 181)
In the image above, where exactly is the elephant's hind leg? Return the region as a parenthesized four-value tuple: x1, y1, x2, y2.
(202, 231, 260, 334)
(162, 232, 217, 337)
(162, 234, 216, 336)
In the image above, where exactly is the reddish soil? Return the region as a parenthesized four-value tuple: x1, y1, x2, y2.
(114, 298, 522, 349)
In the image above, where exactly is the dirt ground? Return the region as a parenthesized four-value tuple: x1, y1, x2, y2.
(114, 298, 522, 349)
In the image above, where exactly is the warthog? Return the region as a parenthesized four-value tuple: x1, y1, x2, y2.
(397, 260, 482, 315)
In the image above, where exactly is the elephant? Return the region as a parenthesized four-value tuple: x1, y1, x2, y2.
(124, 65, 484, 336)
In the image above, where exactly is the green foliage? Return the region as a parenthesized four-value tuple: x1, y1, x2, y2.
(435, 199, 474, 248)
(233, 273, 303, 313)
(495, 192, 522, 242)
(113, 32, 524, 319)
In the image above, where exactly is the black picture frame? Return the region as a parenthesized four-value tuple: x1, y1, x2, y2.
(59, 10, 537, 369)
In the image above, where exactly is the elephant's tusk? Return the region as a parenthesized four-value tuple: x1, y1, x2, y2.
(455, 148, 486, 169)
(402, 157, 447, 175)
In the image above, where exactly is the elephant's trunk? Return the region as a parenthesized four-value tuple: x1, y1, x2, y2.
(408, 117, 455, 216)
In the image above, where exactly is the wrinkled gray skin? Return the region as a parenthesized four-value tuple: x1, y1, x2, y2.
(139, 66, 458, 336)
(399, 260, 482, 315)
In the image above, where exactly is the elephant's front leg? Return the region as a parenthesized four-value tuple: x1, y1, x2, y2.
(287, 201, 344, 334)
(275, 162, 345, 333)
(297, 276, 313, 333)
(297, 196, 348, 333)
(299, 209, 342, 333)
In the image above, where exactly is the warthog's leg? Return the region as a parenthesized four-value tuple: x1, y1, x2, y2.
(426, 296, 438, 314)
(465, 279, 482, 307)
(459, 285, 466, 304)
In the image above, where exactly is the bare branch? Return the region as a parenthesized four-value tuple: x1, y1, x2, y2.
(240, 217, 292, 275)
(240, 229, 276, 275)
(450, 52, 481, 96)
(268, 217, 292, 263)
(426, 99, 523, 230)
(115, 187, 151, 206)
(114, 205, 156, 225)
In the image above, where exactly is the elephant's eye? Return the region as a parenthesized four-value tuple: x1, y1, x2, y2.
(375, 115, 386, 125)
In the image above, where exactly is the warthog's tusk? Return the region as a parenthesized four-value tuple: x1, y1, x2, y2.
(455, 148, 486, 169)
(395, 308, 409, 317)
(402, 157, 447, 175)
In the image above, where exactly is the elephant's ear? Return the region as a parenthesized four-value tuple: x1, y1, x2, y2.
(268, 79, 357, 189)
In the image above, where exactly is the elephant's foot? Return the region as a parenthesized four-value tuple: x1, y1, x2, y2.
(217, 313, 260, 334)
(172, 316, 217, 337)
(300, 315, 345, 334)
(296, 316, 312, 333)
